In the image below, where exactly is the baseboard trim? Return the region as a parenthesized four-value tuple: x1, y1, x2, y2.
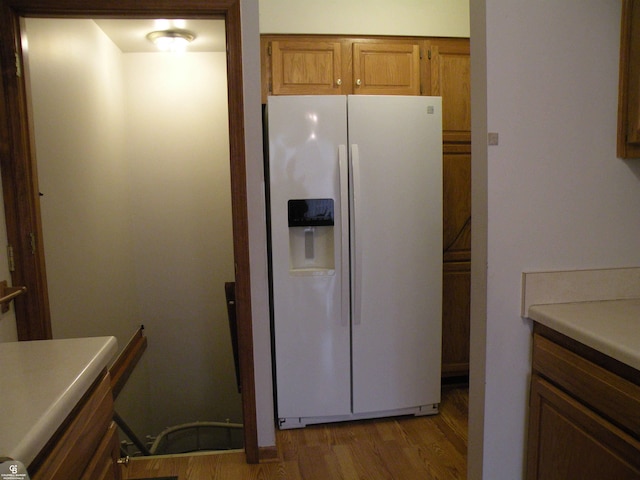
(258, 445, 279, 463)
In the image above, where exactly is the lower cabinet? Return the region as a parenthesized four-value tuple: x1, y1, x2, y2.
(527, 330, 640, 479)
(441, 261, 470, 377)
(30, 371, 121, 480)
(80, 422, 121, 480)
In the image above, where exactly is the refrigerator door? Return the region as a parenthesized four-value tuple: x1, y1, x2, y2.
(267, 96, 352, 422)
(348, 95, 443, 414)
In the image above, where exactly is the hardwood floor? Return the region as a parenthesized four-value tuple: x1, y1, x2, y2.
(121, 385, 468, 480)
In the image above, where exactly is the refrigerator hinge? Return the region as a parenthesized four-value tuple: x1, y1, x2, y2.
(7, 245, 15, 272)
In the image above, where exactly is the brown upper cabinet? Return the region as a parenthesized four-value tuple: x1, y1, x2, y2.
(427, 39, 471, 144)
(262, 35, 471, 142)
(618, 0, 640, 158)
(262, 36, 424, 98)
(268, 40, 344, 95)
(351, 41, 421, 95)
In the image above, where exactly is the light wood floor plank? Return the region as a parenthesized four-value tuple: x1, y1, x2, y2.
(121, 385, 468, 480)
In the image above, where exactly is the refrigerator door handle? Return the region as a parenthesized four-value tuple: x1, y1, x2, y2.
(351, 143, 362, 326)
(338, 144, 349, 327)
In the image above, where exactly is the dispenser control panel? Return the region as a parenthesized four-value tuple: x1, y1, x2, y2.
(288, 199, 334, 227)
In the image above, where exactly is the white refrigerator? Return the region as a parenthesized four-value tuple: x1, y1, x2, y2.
(266, 95, 442, 429)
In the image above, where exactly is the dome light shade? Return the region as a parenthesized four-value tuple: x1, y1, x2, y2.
(146, 29, 196, 52)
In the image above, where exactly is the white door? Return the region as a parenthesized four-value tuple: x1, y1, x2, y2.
(348, 95, 443, 414)
(268, 96, 351, 422)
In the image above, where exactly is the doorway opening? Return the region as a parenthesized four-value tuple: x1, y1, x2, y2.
(22, 16, 242, 456)
(0, 0, 258, 464)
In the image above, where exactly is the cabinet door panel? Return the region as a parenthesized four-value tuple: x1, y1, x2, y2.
(271, 40, 343, 96)
(626, 1, 640, 144)
(80, 422, 121, 480)
(31, 373, 113, 480)
(527, 375, 640, 480)
(443, 149, 471, 262)
(618, 0, 640, 157)
(352, 42, 421, 95)
(442, 261, 470, 377)
(428, 40, 471, 143)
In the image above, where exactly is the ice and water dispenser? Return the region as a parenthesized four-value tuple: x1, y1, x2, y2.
(287, 198, 335, 274)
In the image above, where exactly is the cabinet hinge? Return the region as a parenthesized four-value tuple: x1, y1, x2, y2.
(29, 232, 36, 254)
(7, 245, 15, 272)
(15, 51, 21, 77)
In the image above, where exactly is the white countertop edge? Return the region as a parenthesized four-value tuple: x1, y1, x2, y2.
(521, 267, 640, 317)
(10, 336, 118, 467)
(528, 299, 640, 372)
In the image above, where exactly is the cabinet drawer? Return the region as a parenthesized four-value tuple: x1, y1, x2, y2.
(31, 372, 114, 480)
(532, 334, 640, 438)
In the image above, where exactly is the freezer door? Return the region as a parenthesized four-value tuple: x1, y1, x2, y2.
(348, 95, 443, 414)
(267, 96, 352, 421)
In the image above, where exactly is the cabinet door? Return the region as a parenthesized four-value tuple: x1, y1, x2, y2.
(618, 0, 640, 158)
(427, 39, 471, 144)
(80, 422, 121, 480)
(442, 261, 470, 377)
(31, 374, 114, 480)
(269, 40, 344, 96)
(527, 374, 640, 480)
(352, 42, 421, 95)
(443, 147, 471, 263)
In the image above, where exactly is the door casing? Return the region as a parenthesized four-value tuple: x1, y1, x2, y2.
(0, 0, 258, 464)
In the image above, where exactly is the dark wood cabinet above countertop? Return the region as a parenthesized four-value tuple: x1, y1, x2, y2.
(618, 0, 640, 158)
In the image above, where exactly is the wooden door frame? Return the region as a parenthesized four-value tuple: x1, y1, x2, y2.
(0, 0, 259, 464)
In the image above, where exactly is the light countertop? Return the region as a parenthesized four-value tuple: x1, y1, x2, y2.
(528, 298, 640, 372)
(0, 336, 117, 467)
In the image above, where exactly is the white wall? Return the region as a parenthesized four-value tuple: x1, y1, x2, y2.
(26, 18, 138, 347)
(241, 0, 276, 449)
(123, 51, 241, 434)
(24, 18, 241, 440)
(259, 0, 470, 37)
(24, 17, 152, 435)
(470, 1, 640, 478)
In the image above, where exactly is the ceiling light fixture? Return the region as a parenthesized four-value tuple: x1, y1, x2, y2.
(146, 29, 196, 52)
